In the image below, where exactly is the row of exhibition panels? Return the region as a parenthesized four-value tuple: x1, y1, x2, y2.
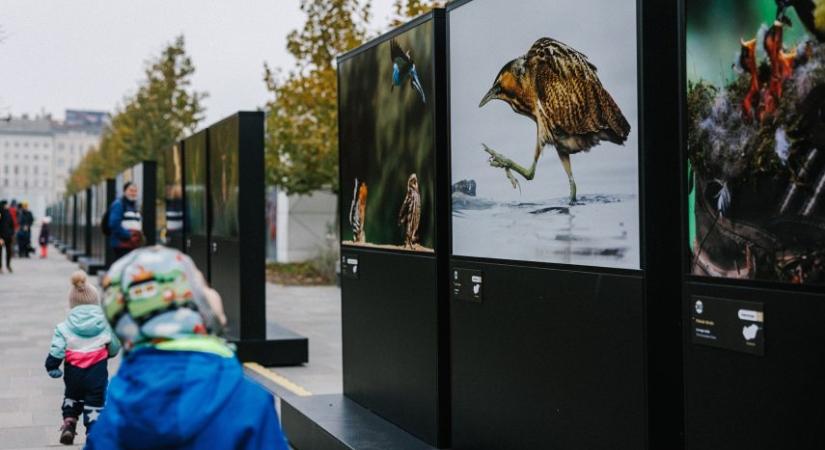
(284, 3, 825, 450)
(47, 112, 308, 367)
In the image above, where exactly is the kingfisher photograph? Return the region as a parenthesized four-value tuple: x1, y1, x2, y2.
(686, 0, 825, 284)
(449, 0, 640, 269)
(338, 20, 436, 253)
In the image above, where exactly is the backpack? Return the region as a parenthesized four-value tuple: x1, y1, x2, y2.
(101, 206, 112, 236)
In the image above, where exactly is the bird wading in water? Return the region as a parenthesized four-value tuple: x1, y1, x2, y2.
(398, 173, 422, 249)
(349, 179, 368, 243)
(479, 38, 631, 205)
(391, 39, 427, 103)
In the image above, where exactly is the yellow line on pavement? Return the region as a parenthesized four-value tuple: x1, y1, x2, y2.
(244, 362, 312, 397)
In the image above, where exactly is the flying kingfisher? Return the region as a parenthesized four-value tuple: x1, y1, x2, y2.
(390, 39, 426, 104)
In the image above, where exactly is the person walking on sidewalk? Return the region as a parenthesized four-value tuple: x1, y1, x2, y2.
(39, 216, 51, 259)
(86, 246, 289, 450)
(107, 182, 143, 260)
(0, 201, 14, 273)
(45, 271, 121, 445)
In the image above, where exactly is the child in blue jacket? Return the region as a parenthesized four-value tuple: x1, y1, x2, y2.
(46, 271, 120, 445)
(86, 246, 289, 450)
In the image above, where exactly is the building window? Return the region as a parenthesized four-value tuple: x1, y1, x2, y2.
(13, 165, 18, 174)
(34, 142, 39, 148)
(33, 166, 38, 175)
(23, 142, 28, 148)
(13, 142, 18, 147)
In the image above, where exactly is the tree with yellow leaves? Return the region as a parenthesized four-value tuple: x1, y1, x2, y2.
(67, 36, 205, 194)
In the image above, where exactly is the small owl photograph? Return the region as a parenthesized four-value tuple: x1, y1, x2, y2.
(338, 19, 436, 253)
(450, 0, 640, 269)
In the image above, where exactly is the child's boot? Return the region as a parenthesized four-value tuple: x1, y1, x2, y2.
(59, 417, 77, 445)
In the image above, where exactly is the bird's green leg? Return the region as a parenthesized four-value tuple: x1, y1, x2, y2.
(557, 150, 577, 205)
(482, 143, 539, 192)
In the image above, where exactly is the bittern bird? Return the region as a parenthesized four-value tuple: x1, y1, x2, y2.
(776, 0, 825, 42)
(479, 38, 631, 204)
(390, 39, 426, 103)
(398, 173, 422, 249)
(349, 179, 368, 243)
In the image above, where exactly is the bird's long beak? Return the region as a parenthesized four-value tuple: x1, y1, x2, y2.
(479, 85, 500, 108)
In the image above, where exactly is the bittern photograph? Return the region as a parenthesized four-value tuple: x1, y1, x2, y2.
(339, 19, 436, 253)
(686, 0, 825, 284)
(449, 0, 640, 269)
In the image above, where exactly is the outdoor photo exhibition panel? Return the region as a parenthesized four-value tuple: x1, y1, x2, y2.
(682, 1, 825, 448)
(448, 0, 681, 449)
(164, 142, 185, 251)
(335, 10, 450, 448)
(179, 112, 306, 366)
(183, 130, 210, 280)
(207, 112, 265, 342)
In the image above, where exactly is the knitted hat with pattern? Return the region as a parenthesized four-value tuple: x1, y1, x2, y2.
(69, 271, 100, 308)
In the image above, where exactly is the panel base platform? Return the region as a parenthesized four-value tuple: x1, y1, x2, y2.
(281, 394, 438, 450)
(78, 257, 107, 275)
(66, 250, 86, 262)
(231, 322, 308, 367)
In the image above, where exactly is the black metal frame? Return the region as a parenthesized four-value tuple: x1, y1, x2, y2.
(333, 9, 451, 448)
(445, 1, 682, 449)
(678, 2, 825, 450)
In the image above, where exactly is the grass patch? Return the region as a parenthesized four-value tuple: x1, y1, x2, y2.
(266, 261, 334, 286)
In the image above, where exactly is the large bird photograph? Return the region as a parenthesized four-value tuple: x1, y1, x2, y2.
(450, 0, 640, 269)
(339, 20, 436, 253)
(686, 0, 825, 284)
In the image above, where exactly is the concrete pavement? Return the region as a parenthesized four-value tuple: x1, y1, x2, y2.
(0, 247, 116, 449)
(264, 284, 342, 395)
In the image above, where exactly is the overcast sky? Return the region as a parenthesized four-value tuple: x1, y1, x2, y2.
(0, 0, 395, 124)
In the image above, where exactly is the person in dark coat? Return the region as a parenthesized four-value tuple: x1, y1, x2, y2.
(39, 216, 51, 259)
(108, 182, 143, 259)
(0, 201, 14, 273)
(17, 201, 34, 258)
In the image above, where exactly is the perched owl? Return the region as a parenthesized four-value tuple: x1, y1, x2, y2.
(398, 173, 421, 249)
(349, 179, 368, 243)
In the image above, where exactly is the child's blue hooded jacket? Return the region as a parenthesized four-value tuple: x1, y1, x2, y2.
(85, 347, 289, 450)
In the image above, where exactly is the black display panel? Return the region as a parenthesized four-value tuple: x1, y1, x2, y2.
(338, 18, 437, 254)
(449, 0, 640, 270)
(164, 142, 185, 249)
(685, 0, 825, 285)
(208, 117, 240, 239)
(184, 131, 208, 238)
(77, 190, 87, 255)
